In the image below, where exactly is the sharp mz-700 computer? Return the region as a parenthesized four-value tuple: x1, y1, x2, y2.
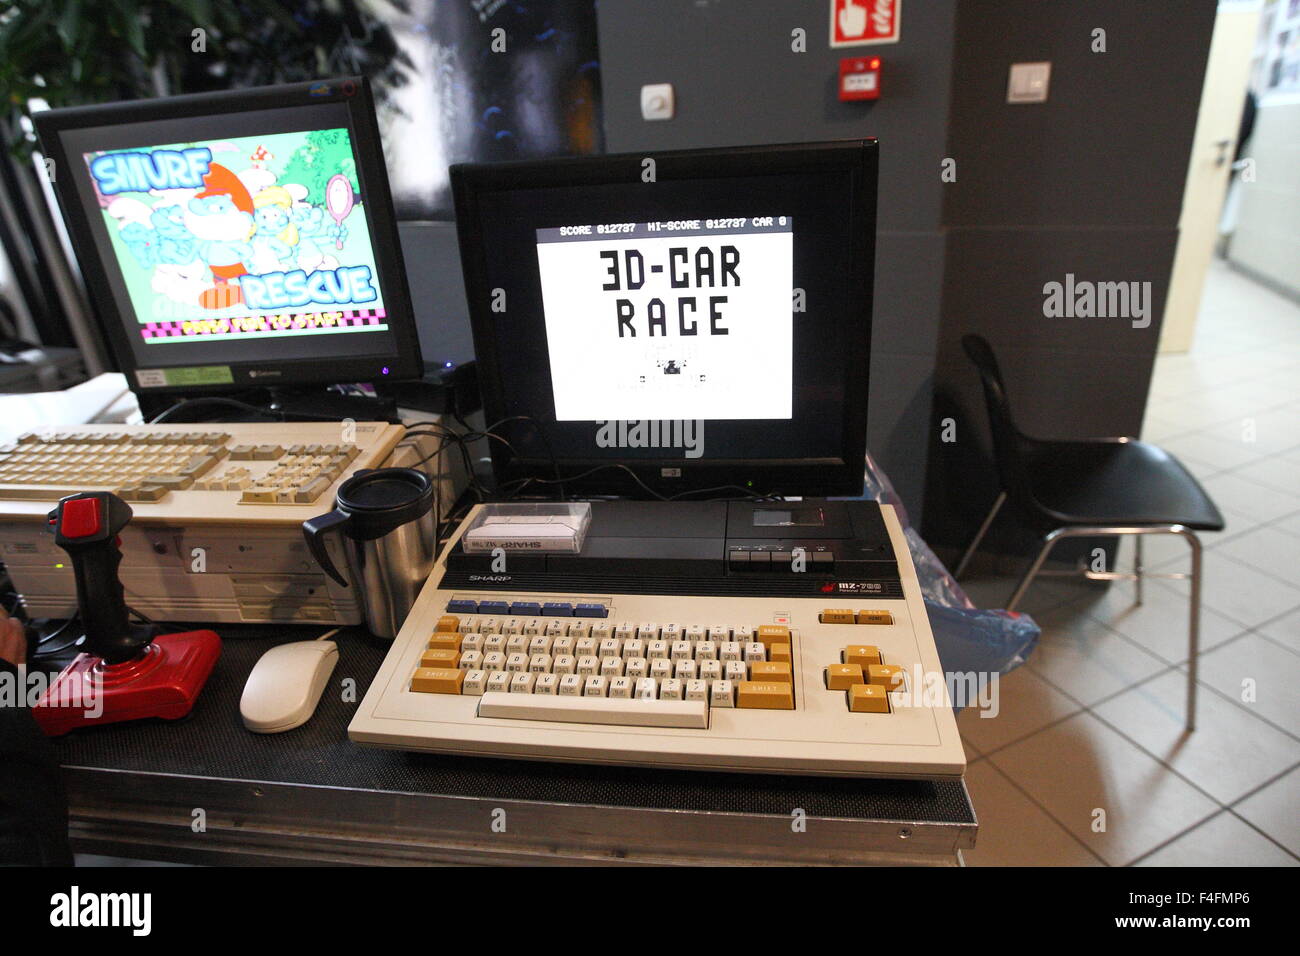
(350, 141, 967, 779)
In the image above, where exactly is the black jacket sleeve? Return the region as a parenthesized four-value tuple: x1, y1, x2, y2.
(0, 659, 74, 866)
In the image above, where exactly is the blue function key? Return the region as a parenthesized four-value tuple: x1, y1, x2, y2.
(477, 600, 510, 615)
(446, 599, 478, 614)
(542, 602, 574, 616)
(510, 601, 542, 615)
(574, 603, 609, 618)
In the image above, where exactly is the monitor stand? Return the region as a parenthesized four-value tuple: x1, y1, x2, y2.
(264, 386, 399, 423)
(135, 384, 399, 424)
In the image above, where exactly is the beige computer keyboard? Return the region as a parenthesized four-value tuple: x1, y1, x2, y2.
(0, 422, 404, 516)
(0, 422, 415, 624)
(350, 503, 967, 779)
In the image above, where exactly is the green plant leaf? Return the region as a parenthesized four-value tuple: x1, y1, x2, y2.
(55, 0, 84, 51)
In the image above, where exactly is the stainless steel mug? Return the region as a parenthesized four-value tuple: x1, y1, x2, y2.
(302, 468, 435, 638)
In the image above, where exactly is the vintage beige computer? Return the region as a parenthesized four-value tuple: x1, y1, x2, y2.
(349, 142, 967, 779)
(2, 79, 442, 626)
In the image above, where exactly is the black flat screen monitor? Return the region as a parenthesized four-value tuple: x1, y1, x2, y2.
(452, 140, 877, 499)
(35, 77, 421, 395)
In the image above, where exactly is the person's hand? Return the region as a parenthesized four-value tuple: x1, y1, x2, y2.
(0, 606, 26, 669)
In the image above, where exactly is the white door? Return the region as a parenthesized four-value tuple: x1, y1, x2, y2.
(1159, 1, 1263, 354)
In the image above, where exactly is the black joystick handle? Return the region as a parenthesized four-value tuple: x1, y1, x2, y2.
(48, 492, 148, 664)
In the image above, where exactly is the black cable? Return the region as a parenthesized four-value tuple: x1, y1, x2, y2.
(149, 395, 347, 424)
(406, 429, 489, 498)
(403, 416, 774, 505)
(31, 616, 85, 659)
(149, 396, 282, 424)
(403, 420, 508, 501)
(668, 485, 782, 502)
(448, 381, 473, 434)
(411, 415, 563, 499)
(31, 635, 84, 658)
(486, 415, 565, 500)
(126, 605, 154, 625)
(36, 615, 78, 646)
(497, 463, 668, 501)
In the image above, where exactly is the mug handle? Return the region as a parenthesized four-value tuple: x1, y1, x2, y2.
(302, 509, 352, 587)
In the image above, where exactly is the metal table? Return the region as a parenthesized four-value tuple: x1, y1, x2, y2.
(50, 627, 977, 865)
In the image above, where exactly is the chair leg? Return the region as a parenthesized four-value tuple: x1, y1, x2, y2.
(1001, 522, 1201, 730)
(1134, 534, 1144, 606)
(1006, 528, 1064, 612)
(954, 491, 1006, 580)
(1175, 528, 1203, 733)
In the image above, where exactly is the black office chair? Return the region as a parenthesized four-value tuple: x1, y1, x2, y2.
(955, 335, 1224, 730)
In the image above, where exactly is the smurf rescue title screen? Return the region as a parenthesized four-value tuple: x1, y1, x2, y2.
(82, 128, 388, 347)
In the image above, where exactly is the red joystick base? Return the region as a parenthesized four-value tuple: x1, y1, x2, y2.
(32, 630, 221, 736)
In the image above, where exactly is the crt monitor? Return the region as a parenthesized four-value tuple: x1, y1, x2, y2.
(451, 140, 877, 498)
(34, 78, 421, 395)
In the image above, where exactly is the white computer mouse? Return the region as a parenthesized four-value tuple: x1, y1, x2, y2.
(240, 640, 339, 733)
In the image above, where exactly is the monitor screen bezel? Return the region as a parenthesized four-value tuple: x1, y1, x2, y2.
(34, 77, 422, 395)
(451, 140, 877, 499)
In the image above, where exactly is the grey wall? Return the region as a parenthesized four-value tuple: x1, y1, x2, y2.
(924, 0, 1218, 560)
(596, 0, 959, 523)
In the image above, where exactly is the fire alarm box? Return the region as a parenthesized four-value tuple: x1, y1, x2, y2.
(839, 57, 881, 101)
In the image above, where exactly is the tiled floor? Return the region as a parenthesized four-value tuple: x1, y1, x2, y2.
(957, 260, 1300, 866)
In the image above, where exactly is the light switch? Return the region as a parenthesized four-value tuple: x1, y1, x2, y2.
(1007, 62, 1051, 104)
(640, 83, 675, 121)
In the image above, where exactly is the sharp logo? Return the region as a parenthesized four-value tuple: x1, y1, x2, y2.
(248, 369, 282, 379)
(469, 574, 511, 582)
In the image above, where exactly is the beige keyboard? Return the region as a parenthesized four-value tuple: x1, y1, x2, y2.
(0, 421, 458, 626)
(0, 422, 404, 513)
(413, 612, 900, 727)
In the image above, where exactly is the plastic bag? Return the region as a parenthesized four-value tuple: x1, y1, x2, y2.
(851, 453, 1041, 679)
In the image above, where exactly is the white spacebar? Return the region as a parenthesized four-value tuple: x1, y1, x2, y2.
(477, 692, 709, 729)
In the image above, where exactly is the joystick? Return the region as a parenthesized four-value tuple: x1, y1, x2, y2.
(32, 491, 221, 735)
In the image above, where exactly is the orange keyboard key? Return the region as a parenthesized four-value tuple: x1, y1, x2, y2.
(768, 643, 792, 664)
(420, 648, 461, 669)
(825, 663, 864, 690)
(427, 633, 462, 652)
(856, 610, 893, 625)
(435, 614, 460, 633)
(848, 683, 890, 713)
(867, 663, 904, 690)
(411, 667, 465, 694)
(756, 625, 791, 648)
(818, 608, 856, 624)
(843, 644, 882, 667)
(750, 661, 793, 683)
(737, 681, 795, 709)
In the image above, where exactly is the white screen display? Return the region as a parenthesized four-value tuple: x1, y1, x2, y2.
(536, 217, 793, 421)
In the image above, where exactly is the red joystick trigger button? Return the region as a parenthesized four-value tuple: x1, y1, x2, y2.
(61, 497, 102, 538)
